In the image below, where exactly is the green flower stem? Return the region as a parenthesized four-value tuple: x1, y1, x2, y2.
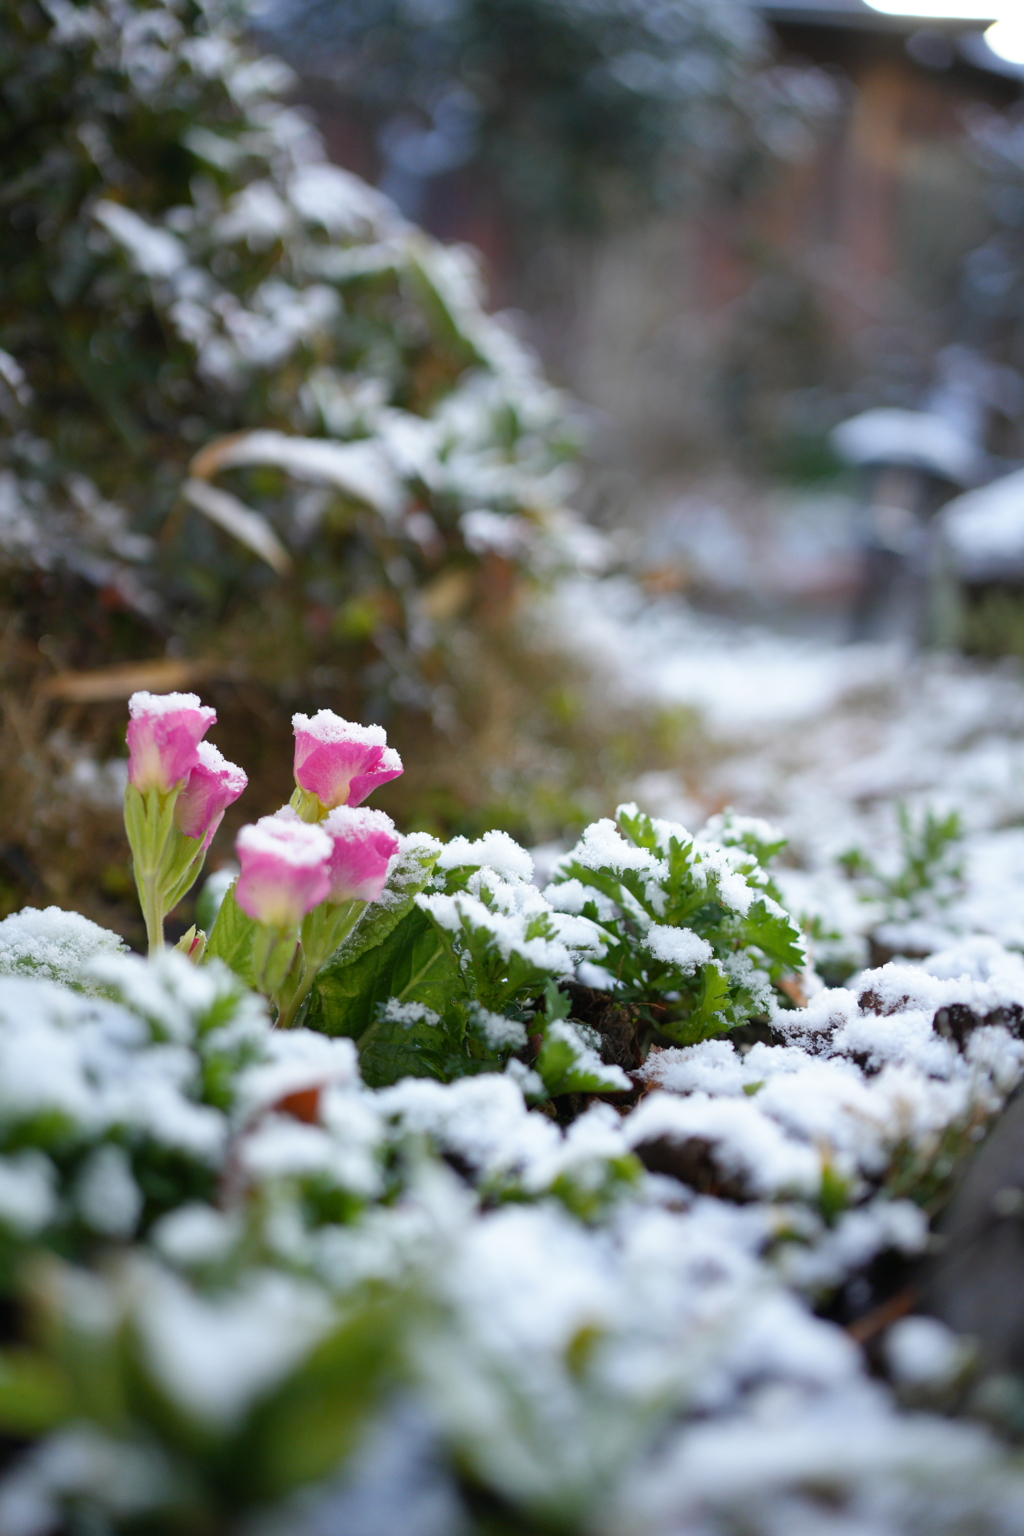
(273, 900, 365, 1029)
(140, 871, 166, 955)
(126, 784, 183, 956)
(272, 951, 310, 1031)
(253, 924, 301, 1001)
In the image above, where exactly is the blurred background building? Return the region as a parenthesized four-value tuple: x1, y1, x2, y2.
(260, 0, 1024, 629)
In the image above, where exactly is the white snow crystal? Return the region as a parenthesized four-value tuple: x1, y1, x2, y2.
(133, 1262, 334, 1427)
(234, 1030, 361, 1120)
(645, 924, 713, 973)
(436, 830, 534, 884)
(473, 1008, 527, 1050)
(93, 201, 188, 279)
(292, 710, 388, 746)
(885, 1315, 964, 1389)
(150, 1204, 241, 1268)
(625, 1092, 821, 1199)
(0, 1152, 57, 1236)
(0, 906, 125, 990)
(943, 467, 1024, 580)
(75, 1145, 142, 1238)
(378, 998, 441, 1029)
(559, 819, 667, 880)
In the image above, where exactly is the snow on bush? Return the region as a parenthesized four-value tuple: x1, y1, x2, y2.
(0, 0, 599, 724)
(0, 692, 1020, 1531)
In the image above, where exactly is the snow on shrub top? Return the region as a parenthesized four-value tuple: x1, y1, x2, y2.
(6, 800, 1024, 1530)
(0, 906, 126, 991)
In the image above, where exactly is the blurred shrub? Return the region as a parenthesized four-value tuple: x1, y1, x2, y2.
(0, 0, 592, 671)
(0, 0, 647, 924)
(959, 584, 1024, 660)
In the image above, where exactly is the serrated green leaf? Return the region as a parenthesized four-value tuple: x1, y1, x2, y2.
(742, 899, 806, 975)
(535, 1027, 626, 1097)
(661, 963, 733, 1046)
(542, 978, 571, 1024)
(616, 803, 659, 852)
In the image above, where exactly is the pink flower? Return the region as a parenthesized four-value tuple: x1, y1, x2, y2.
(322, 806, 399, 904)
(127, 691, 217, 794)
(234, 813, 332, 929)
(174, 741, 248, 849)
(292, 711, 403, 810)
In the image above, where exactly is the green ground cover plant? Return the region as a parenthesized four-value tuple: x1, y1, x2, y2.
(0, 690, 1018, 1533)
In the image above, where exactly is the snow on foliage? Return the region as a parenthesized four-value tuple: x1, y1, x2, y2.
(942, 467, 1024, 581)
(0, 0, 599, 725)
(4, 777, 1024, 1532)
(0, 905, 126, 991)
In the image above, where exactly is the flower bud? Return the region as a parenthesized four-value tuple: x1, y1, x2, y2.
(322, 806, 399, 905)
(235, 813, 332, 929)
(174, 741, 248, 849)
(127, 691, 217, 794)
(291, 710, 403, 811)
(174, 925, 206, 963)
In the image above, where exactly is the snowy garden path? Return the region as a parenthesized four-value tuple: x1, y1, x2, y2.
(547, 577, 1024, 964)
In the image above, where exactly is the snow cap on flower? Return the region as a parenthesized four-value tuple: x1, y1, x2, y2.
(321, 806, 399, 904)
(291, 710, 403, 809)
(127, 691, 217, 794)
(174, 741, 248, 850)
(235, 811, 332, 928)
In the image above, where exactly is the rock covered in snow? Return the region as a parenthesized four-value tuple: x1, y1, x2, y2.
(942, 467, 1024, 580)
(831, 408, 979, 484)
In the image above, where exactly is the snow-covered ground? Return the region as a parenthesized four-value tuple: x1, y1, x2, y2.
(545, 576, 1024, 965)
(9, 588, 1024, 1531)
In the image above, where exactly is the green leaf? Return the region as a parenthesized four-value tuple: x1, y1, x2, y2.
(0, 1350, 73, 1434)
(204, 884, 259, 990)
(535, 1023, 627, 1097)
(356, 1011, 446, 1088)
(708, 810, 788, 868)
(660, 963, 733, 1046)
(306, 907, 458, 1042)
(405, 250, 484, 366)
(541, 978, 571, 1024)
(742, 899, 806, 976)
(533, 986, 629, 1097)
(223, 1296, 402, 1505)
(616, 803, 660, 852)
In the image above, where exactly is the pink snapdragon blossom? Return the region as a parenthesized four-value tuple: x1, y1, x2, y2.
(127, 691, 217, 794)
(292, 711, 403, 809)
(322, 806, 399, 904)
(174, 741, 248, 849)
(235, 813, 332, 928)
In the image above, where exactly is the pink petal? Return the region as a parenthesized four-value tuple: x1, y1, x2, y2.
(235, 813, 332, 928)
(347, 746, 404, 807)
(322, 806, 399, 904)
(292, 710, 403, 809)
(127, 691, 217, 794)
(175, 741, 248, 846)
